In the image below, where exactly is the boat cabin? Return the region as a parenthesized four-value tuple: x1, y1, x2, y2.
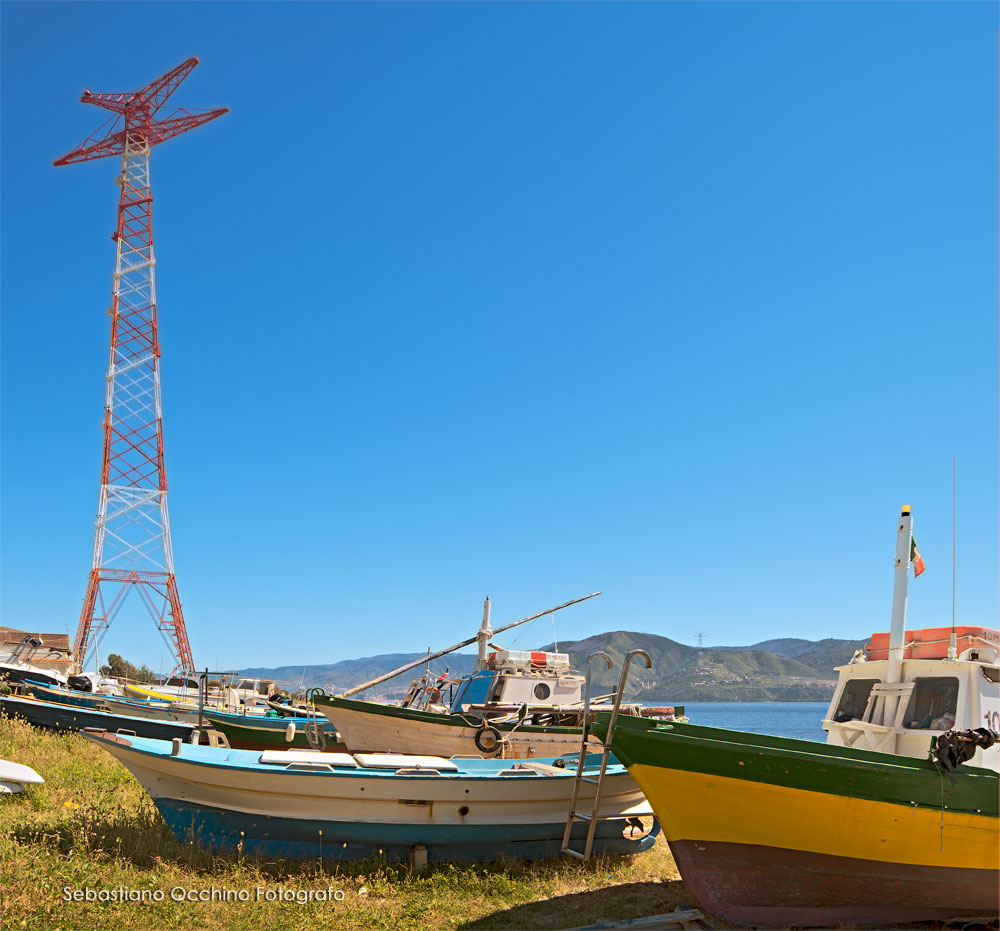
(823, 626, 999, 770)
(449, 650, 587, 713)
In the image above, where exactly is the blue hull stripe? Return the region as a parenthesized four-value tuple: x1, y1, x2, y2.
(154, 798, 660, 862)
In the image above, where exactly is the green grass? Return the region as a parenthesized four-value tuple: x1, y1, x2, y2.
(1, 715, 689, 931)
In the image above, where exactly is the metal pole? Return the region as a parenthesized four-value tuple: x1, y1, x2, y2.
(475, 597, 492, 671)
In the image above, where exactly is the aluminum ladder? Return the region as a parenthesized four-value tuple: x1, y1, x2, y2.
(561, 648, 652, 860)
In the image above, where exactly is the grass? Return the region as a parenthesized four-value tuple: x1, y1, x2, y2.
(1, 715, 690, 931)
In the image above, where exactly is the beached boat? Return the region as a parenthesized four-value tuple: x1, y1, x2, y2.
(81, 730, 658, 862)
(202, 708, 343, 751)
(315, 693, 610, 758)
(0, 635, 69, 688)
(591, 505, 999, 926)
(594, 714, 997, 926)
(22, 680, 206, 725)
(0, 759, 45, 794)
(315, 641, 682, 759)
(0, 693, 198, 743)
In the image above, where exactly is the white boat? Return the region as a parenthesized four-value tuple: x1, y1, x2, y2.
(0, 635, 69, 688)
(0, 759, 45, 794)
(81, 730, 657, 862)
(823, 508, 999, 771)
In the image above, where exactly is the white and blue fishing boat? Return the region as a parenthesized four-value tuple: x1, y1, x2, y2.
(81, 730, 657, 862)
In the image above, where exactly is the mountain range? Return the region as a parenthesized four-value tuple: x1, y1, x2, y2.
(239, 630, 867, 702)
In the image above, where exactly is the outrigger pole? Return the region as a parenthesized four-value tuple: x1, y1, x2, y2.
(338, 592, 602, 698)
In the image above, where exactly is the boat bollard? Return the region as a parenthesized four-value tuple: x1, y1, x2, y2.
(171, 738, 182, 757)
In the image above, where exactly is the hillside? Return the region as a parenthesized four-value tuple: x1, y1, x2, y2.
(239, 631, 865, 702)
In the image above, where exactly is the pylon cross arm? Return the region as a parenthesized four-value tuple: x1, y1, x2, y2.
(53, 57, 227, 166)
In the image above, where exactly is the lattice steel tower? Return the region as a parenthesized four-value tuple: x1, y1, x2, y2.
(55, 58, 227, 674)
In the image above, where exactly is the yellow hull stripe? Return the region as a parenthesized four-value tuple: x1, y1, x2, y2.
(631, 762, 998, 871)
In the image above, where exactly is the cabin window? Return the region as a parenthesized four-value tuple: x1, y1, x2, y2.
(833, 679, 879, 722)
(533, 682, 551, 701)
(903, 677, 959, 730)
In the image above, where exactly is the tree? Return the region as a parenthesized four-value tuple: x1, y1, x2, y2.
(98, 654, 156, 683)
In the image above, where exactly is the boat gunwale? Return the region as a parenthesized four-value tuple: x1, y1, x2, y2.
(314, 695, 588, 734)
(80, 730, 622, 783)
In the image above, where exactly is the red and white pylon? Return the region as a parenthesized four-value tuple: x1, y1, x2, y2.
(55, 58, 227, 674)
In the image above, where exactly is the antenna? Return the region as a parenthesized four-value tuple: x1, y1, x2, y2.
(952, 456, 957, 632)
(949, 457, 958, 659)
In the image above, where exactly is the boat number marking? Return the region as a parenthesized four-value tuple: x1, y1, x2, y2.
(985, 711, 1000, 731)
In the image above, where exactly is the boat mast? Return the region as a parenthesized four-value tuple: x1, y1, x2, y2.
(884, 505, 913, 723)
(339, 591, 601, 698)
(476, 597, 492, 671)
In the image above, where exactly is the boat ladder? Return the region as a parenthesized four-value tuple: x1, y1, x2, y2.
(561, 648, 652, 861)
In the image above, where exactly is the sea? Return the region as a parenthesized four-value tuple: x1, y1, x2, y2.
(662, 701, 830, 742)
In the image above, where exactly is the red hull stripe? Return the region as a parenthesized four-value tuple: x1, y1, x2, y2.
(670, 838, 999, 926)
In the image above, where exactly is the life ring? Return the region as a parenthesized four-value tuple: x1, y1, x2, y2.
(427, 687, 441, 703)
(474, 725, 501, 753)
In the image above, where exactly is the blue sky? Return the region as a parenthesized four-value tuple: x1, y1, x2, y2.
(1, 2, 996, 673)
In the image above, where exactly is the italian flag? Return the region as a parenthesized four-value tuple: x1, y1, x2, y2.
(911, 537, 925, 578)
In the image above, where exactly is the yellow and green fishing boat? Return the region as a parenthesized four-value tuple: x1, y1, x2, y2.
(593, 713, 997, 926)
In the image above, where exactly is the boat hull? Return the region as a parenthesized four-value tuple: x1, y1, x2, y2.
(668, 839, 998, 926)
(153, 797, 654, 862)
(595, 716, 999, 927)
(315, 696, 597, 758)
(82, 731, 655, 862)
(0, 694, 196, 742)
(203, 711, 344, 752)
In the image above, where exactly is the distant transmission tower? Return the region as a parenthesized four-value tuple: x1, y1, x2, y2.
(695, 631, 706, 665)
(55, 58, 227, 674)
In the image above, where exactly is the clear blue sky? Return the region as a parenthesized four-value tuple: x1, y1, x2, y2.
(1, 2, 996, 673)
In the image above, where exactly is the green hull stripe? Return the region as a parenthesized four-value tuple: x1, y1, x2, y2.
(593, 715, 998, 817)
(313, 696, 583, 735)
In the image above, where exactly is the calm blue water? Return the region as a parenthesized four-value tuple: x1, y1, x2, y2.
(668, 702, 830, 742)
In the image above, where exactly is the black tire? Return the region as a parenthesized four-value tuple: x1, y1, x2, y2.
(474, 725, 501, 753)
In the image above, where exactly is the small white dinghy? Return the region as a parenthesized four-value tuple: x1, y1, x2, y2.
(0, 759, 45, 794)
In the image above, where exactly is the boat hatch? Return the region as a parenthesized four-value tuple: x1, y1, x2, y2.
(353, 753, 458, 771)
(259, 751, 357, 767)
(450, 671, 495, 711)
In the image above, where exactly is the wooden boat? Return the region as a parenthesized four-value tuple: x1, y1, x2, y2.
(0, 693, 198, 743)
(124, 681, 199, 704)
(202, 708, 343, 751)
(23, 680, 207, 725)
(314, 693, 603, 758)
(590, 506, 999, 926)
(593, 713, 997, 926)
(314, 644, 683, 759)
(81, 730, 658, 862)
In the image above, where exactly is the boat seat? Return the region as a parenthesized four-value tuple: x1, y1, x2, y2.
(259, 750, 357, 767)
(509, 761, 567, 776)
(353, 753, 458, 771)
